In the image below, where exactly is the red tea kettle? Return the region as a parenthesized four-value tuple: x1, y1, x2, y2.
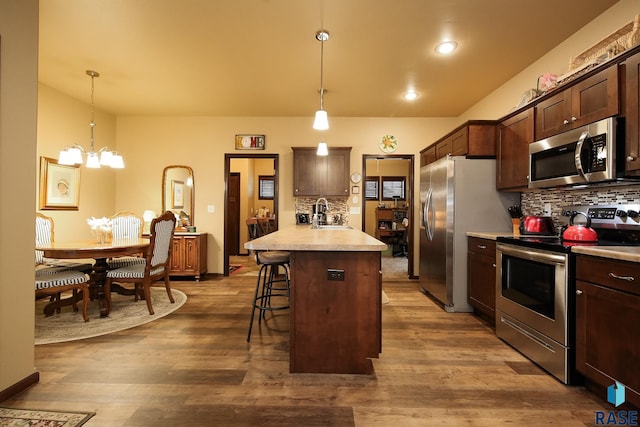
(562, 212, 598, 242)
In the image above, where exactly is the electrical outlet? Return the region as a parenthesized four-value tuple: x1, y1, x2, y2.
(327, 269, 345, 281)
(207, 205, 215, 213)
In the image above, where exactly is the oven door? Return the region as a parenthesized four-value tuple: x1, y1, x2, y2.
(495, 243, 568, 346)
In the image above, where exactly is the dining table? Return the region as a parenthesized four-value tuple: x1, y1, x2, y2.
(36, 237, 150, 317)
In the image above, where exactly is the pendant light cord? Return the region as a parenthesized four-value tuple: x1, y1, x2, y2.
(319, 36, 325, 110)
(87, 70, 98, 153)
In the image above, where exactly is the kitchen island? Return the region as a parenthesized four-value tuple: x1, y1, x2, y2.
(245, 225, 387, 374)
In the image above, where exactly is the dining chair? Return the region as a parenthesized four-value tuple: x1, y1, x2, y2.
(107, 211, 146, 269)
(104, 210, 176, 315)
(35, 268, 90, 322)
(35, 213, 92, 273)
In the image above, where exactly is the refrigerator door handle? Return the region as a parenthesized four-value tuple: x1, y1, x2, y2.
(424, 188, 434, 241)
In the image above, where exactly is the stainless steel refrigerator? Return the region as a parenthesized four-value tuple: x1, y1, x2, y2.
(419, 156, 518, 312)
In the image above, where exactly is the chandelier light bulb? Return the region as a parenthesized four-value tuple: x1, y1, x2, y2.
(86, 152, 100, 168)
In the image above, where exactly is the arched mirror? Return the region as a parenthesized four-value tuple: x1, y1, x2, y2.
(162, 165, 194, 228)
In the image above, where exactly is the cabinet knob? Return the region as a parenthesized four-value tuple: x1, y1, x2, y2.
(492, 263, 496, 268)
(478, 245, 487, 250)
(563, 119, 570, 125)
(571, 116, 577, 122)
(576, 289, 583, 295)
(627, 156, 637, 163)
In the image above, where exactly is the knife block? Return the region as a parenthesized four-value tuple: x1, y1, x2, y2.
(511, 219, 520, 236)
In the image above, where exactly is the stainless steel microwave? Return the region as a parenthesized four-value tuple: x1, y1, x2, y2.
(529, 117, 619, 189)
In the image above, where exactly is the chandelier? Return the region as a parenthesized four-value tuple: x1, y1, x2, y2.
(58, 70, 124, 169)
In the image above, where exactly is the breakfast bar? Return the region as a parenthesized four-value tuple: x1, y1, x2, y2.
(245, 225, 387, 374)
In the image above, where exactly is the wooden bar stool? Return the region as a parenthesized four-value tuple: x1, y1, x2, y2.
(247, 250, 290, 342)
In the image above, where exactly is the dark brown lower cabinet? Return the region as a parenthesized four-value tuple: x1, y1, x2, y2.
(467, 237, 496, 325)
(289, 250, 381, 374)
(576, 255, 640, 408)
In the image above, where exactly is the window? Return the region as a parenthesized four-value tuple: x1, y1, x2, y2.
(381, 176, 406, 201)
(258, 175, 274, 200)
(364, 176, 379, 200)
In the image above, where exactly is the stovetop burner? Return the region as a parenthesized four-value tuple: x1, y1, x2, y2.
(498, 204, 640, 253)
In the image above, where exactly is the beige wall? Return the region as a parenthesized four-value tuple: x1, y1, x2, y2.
(115, 116, 456, 273)
(0, 0, 39, 392)
(460, 0, 640, 121)
(37, 84, 117, 241)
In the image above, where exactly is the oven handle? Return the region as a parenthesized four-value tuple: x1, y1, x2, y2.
(574, 130, 589, 180)
(496, 243, 567, 265)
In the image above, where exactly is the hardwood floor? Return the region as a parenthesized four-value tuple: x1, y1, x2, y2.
(6, 258, 610, 426)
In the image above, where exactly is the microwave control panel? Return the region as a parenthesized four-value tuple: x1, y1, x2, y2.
(585, 133, 607, 172)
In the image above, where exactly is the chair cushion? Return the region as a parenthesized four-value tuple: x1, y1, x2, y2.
(35, 270, 88, 290)
(108, 256, 146, 270)
(257, 250, 290, 265)
(106, 264, 166, 279)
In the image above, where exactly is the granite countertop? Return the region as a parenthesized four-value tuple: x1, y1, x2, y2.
(571, 246, 640, 263)
(466, 231, 516, 240)
(244, 225, 387, 252)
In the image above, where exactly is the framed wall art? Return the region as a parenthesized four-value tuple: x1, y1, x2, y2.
(235, 134, 265, 150)
(172, 180, 184, 209)
(39, 157, 81, 210)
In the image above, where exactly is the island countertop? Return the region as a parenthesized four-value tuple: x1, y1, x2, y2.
(244, 225, 387, 252)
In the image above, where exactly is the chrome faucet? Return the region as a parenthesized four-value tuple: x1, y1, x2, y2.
(312, 197, 329, 229)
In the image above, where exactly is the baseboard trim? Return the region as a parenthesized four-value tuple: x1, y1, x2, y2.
(0, 371, 40, 402)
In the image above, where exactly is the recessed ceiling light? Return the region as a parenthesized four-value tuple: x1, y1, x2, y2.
(404, 90, 418, 101)
(435, 41, 458, 55)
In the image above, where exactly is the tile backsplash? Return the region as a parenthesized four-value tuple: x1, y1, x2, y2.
(521, 184, 640, 223)
(295, 197, 349, 224)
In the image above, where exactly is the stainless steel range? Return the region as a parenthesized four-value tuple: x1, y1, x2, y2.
(495, 204, 640, 385)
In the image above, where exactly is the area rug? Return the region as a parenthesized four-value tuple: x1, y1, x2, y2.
(35, 288, 187, 345)
(0, 407, 94, 426)
(229, 264, 243, 274)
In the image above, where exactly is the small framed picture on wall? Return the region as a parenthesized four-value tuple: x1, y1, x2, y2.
(39, 157, 81, 210)
(235, 134, 266, 150)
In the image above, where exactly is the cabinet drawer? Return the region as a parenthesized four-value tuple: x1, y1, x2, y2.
(467, 237, 496, 256)
(576, 255, 639, 295)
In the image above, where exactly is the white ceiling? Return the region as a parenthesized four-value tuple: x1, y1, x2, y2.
(38, 0, 618, 118)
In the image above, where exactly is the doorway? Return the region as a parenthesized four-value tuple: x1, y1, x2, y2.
(224, 153, 279, 276)
(361, 154, 415, 279)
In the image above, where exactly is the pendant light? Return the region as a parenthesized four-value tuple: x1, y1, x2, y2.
(316, 140, 329, 156)
(58, 70, 124, 169)
(313, 30, 330, 130)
